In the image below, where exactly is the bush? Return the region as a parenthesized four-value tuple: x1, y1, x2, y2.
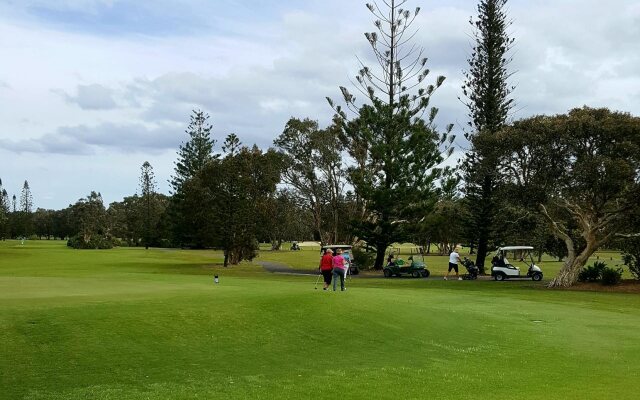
(622, 253, 640, 280)
(578, 261, 607, 282)
(67, 235, 114, 249)
(601, 267, 623, 286)
(351, 246, 375, 270)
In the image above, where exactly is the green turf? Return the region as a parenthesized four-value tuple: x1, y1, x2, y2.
(1, 240, 639, 399)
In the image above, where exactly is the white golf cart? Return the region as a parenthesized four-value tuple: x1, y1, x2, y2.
(491, 246, 543, 281)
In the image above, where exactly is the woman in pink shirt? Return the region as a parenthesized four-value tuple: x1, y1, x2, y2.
(332, 248, 347, 291)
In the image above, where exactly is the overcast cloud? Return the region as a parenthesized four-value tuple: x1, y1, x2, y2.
(0, 0, 638, 209)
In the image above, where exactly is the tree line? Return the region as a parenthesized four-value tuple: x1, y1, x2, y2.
(1, 0, 639, 287)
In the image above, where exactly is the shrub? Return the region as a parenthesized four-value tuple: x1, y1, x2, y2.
(622, 253, 640, 280)
(67, 235, 114, 249)
(578, 261, 607, 282)
(600, 267, 623, 286)
(351, 246, 375, 270)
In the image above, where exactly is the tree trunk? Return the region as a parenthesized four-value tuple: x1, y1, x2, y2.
(549, 243, 596, 287)
(223, 250, 229, 268)
(374, 245, 387, 270)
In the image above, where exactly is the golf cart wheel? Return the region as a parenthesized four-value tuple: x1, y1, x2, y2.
(495, 273, 505, 281)
(412, 271, 421, 278)
(421, 269, 430, 278)
(383, 269, 392, 278)
(532, 273, 543, 281)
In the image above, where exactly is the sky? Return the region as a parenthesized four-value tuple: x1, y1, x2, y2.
(0, 0, 638, 210)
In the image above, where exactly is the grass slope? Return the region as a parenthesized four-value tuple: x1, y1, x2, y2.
(1, 240, 639, 399)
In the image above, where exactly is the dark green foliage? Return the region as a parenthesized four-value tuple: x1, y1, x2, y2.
(67, 192, 111, 249)
(578, 261, 607, 283)
(169, 109, 217, 247)
(33, 208, 56, 239)
(20, 180, 33, 213)
(259, 189, 314, 251)
(0, 180, 9, 239)
(622, 254, 640, 280)
(600, 267, 623, 286)
(181, 139, 283, 266)
(351, 246, 375, 270)
(139, 161, 157, 249)
(67, 235, 113, 249)
(461, 0, 515, 268)
(499, 107, 640, 287)
(170, 109, 217, 193)
(274, 118, 347, 244)
(330, 1, 454, 268)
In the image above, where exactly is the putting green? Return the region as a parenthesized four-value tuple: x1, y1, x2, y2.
(1, 240, 639, 399)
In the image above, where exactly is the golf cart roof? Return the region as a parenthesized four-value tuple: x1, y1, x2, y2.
(498, 246, 534, 251)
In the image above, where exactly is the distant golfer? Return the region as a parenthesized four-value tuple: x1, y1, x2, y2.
(445, 247, 462, 280)
(332, 248, 347, 291)
(319, 248, 333, 290)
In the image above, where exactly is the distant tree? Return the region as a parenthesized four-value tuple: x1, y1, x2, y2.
(169, 109, 217, 247)
(460, 0, 515, 271)
(329, 0, 454, 268)
(51, 208, 73, 240)
(12, 194, 16, 213)
(170, 109, 217, 193)
(139, 161, 157, 250)
(260, 189, 314, 250)
(67, 191, 112, 249)
(222, 133, 241, 156)
(274, 118, 347, 244)
(182, 140, 282, 266)
(20, 180, 33, 213)
(33, 208, 55, 239)
(0, 180, 8, 239)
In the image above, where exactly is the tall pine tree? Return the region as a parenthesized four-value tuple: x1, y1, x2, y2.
(460, 0, 515, 271)
(169, 109, 217, 247)
(329, 0, 454, 268)
(139, 161, 157, 250)
(170, 109, 216, 193)
(20, 181, 33, 213)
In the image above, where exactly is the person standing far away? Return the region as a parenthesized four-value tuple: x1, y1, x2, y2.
(445, 247, 462, 281)
(332, 248, 347, 291)
(319, 248, 334, 290)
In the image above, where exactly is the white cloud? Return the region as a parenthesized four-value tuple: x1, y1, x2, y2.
(0, 0, 638, 209)
(55, 83, 118, 110)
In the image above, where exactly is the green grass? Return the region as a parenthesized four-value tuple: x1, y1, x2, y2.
(2, 240, 639, 399)
(257, 243, 626, 278)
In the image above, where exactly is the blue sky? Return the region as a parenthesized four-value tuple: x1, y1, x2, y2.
(0, 0, 639, 209)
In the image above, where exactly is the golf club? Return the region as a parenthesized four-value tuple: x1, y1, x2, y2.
(314, 272, 322, 290)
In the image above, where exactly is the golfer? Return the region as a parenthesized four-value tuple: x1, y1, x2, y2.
(332, 248, 347, 291)
(319, 248, 333, 290)
(445, 247, 462, 280)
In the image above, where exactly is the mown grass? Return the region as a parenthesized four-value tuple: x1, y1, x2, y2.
(257, 242, 626, 278)
(1, 240, 639, 399)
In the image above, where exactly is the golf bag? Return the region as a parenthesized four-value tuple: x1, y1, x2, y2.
(461, 257, 479, 280)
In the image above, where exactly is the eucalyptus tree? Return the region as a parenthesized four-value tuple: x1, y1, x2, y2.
(274, 118, 347, 244)
(460, 0, 515, 271)
(500, 108, 640, 287)
(329, 0, 454, 268)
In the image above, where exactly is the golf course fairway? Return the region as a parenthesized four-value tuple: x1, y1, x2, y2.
(2, 240, 639, 399)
